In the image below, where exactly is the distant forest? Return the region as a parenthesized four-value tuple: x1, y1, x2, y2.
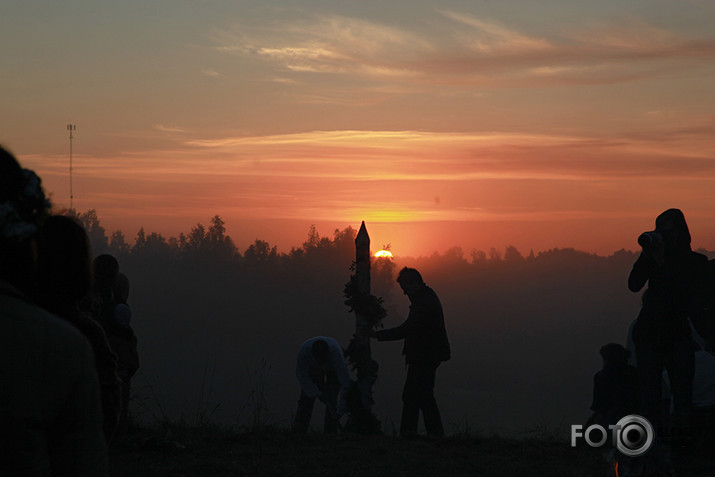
(72, 208, 663, 266)
(66, 209, 713, 433)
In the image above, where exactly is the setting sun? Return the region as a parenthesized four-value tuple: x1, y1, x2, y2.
(374, 250, 394, 259)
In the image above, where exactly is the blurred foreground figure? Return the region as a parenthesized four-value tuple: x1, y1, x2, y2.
(0, 146, 108, 475)
(36, 215, 122, 444)
(373, 267, 451, 438)
(293, 337, 351, 434)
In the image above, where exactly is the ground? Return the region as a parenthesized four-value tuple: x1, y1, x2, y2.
(109, 425, 715, 476)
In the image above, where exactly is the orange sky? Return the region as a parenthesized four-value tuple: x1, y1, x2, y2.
(4, 2, 715, 257)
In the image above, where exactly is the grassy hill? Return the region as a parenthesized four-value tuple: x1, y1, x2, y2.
(108, 424, 715, 476)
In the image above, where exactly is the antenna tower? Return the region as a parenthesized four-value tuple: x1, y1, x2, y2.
(67, 123, 76, 210)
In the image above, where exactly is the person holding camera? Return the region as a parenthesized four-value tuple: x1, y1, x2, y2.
(628, 208, 708, 434)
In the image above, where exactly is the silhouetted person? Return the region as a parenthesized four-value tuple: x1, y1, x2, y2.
(693, 258, 715, 351)
(293, 337, 351, 434)
(87, 253, 120, 328)
(372, 267, 451, 438)
(35, 215, 122, 444)
(83, 256, 139, 439)
(628, 209, 708, 434)
(109, 272, 140, 438)
(589, 343, 639, 428)
(0, 146, 108, 475)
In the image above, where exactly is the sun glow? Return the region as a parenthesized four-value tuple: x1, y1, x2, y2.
(374, 250, 394, 259)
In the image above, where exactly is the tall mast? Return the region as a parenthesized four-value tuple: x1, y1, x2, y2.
(67, 123, 76, 210)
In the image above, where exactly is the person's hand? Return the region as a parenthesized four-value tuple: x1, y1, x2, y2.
(642, 235, 665, 267)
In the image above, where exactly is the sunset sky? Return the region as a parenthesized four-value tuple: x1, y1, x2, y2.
(3, 0, 715, 257)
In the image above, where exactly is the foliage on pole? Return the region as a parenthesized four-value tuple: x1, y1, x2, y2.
(342, 221, 385, 434)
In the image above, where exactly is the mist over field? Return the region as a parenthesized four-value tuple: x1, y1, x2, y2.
(79, 211, 712, 436)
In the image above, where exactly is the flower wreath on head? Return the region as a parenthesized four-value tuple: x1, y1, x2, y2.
(0, 169, 51, 241)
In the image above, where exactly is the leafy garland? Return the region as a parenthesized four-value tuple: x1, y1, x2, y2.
(342, 272, 387, 434)
(343, 275, 387, 331)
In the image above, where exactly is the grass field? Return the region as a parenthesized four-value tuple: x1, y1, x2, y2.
(108, 424, 715, 476)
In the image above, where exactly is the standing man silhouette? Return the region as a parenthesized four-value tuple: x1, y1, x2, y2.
(372, 267, 450, 438)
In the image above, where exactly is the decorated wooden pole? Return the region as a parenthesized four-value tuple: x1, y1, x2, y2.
(354, 221, 373, 409)
(343, 221, 383, 433)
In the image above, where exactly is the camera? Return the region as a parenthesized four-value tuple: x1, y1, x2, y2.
(638, 231, 663, 248)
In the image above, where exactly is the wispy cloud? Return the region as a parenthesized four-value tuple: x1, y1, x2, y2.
(214, 11, 715, 91)
(213, 14, 429, 79)
(201, 68, 221, 77)
(153, 124, 188, 133)
(438, 10, 554, 54)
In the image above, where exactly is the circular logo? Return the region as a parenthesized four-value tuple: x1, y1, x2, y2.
(614, 415, 654, 457)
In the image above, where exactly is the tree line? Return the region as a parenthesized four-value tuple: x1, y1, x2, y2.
(71, 209, 646, 271)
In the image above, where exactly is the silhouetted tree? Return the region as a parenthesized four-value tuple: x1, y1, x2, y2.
(488, 247, 502, 263)
(471, 249, 487, 265)
(77, 209, 108, 254)
(332, 226, 356, 256)
(187, 223, 207, 253)
(244, 239, 278, 263)
(504, 245, 525, 263)
(134, 227, 147, 250)
(303, 224, 321, 250)
(145, 232, 171, 255)
(206, 215, 238, 258)
(108, 230, 130, 259)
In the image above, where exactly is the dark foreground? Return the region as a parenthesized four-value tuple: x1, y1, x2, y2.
(109, 425, 715, 477)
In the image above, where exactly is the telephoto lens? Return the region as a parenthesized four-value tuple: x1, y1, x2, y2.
(638, 231, 661, 248)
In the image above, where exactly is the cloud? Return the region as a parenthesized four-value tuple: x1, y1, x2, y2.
(214, 14, 429, 79)
(153, 124, 188, 133)
(438, 10, 554, 55)
(214, 11, 715, 90)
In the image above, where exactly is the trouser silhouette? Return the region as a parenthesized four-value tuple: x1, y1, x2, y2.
(400, 362, 444, 437)
(294, 369, 340, 434)
(636, 338, 694, 435)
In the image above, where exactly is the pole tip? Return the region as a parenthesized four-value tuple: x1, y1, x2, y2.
(356, 221, 369, 245)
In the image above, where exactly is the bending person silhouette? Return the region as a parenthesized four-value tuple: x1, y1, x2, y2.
(293, 336, 351, 434)
(372, 267, 451, 438)
(628, 208, 708, 434)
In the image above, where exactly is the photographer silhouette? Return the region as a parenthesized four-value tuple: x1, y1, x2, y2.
(628, 209, 708, 438)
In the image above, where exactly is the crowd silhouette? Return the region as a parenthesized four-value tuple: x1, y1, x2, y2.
(0, 146, 139, 475)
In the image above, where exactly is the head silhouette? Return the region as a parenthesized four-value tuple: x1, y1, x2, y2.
(396, 267, 425, 296)
(0, 146, 51, 293)
(92, 254, 119, 291)
(311, 339, 330, 364)
(600, 343, 630, 369)
(113, 272, 130, 304)
(37, 215, 92, 304)
(655, 208, 691, 252)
